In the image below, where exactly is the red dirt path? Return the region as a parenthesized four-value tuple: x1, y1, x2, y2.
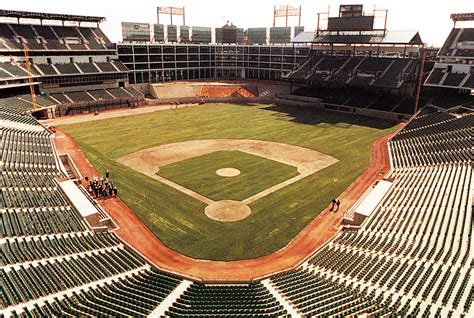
(54, 127, 399, 282)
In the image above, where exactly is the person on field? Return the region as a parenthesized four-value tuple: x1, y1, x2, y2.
(108, 183, 114, 196)
(330, 198, 337, 211)
(335, 199, 341, 212)
(105, 170, 109, 179)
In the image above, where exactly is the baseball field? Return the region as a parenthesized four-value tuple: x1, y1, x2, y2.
(60, 103, 397, 261)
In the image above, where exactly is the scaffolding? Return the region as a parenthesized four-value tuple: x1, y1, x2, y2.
(22, 46, 38, 111)
(273, 5, 301, 27)
(157, 6, 185, 26)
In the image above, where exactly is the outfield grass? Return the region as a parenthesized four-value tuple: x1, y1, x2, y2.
(158, 150, 299, 201)
(61, 103, 397, 261)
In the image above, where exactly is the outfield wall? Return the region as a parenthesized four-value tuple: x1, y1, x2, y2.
(148, 96, 274, 105)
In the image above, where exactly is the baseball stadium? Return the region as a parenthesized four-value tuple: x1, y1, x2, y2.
(0, 1, 473, 317)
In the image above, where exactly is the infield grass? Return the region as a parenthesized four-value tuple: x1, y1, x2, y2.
(60, 103, 398, 261)
(157, 150, 299, 201)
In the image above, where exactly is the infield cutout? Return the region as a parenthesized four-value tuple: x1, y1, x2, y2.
(205, 200, 251, 222)
(216, 168, 240, 177)
(118, 139, 338, 222)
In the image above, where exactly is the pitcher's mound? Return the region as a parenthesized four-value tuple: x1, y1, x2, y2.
(216, 168, 240, 177)
(205, 200, 251, 222)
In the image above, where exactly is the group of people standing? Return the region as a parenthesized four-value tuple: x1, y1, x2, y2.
(85, 170, 117, 199)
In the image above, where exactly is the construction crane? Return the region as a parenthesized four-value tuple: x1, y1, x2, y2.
(22, 44, 38, 111)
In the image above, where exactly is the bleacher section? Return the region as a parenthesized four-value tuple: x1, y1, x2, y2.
(0, 23, 113, 51)
(95, 62, 118, 73)
(48, 87, 140, 104)
(54, 63, 80, 75)
(49, 93, 71, 104)
(426, 67, 472, 89)
(264, 108, 473, 317)
(34, 64, 57, 76)
(32, 62, 126, 76)
(0, 106, 286, 317)
(49, 88, 144, 116)
(166, 282, 288, 317)
(287, 55, 417, 89)
(0, 97, 38, 111)
(0, 95, 58, 112)
(123, 86, 143, 97)
(9, 24, 45, 50)
(42, 268, 182, 317)
(0, 7, 472, 317)
(0, 63, 31, 79)
(426, 27, 474, 90)
(66, 91, 95, 103)
(0, 24, 21, 50)
(0, 87, 144, 114)
(438, 29, 461, 57)
(87, 89, 113, 101)
(438, 28, 474, 58)
(1, 107, 176, 317)
(430, 94, 474, 110)
(1, 85, 473, 318)
(290, 86, 423, 115)
(75, 63, 99, 74)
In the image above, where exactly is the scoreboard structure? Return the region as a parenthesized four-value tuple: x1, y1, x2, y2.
(327, 5, 374, 32)
(216, 23, 244, 44)
(122, 22, 150, 42)
(317, 4, 388, 34)
(339, 4, 364, 17)
(269, 27, 291, 44)
(180, 26, 190, 43)
(153, 24, 165, 43)
(246, 28, 267, 45)
(191, 26, 212, 44)
(167, 25, 178, 43)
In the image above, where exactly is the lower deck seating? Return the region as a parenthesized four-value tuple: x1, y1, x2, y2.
(267, 108, 473, 317)
(1, 105, 472, 318)
(0, 98, 36, 112)
(123, 87, 144, 97)
(34, 268, 182, 317)
(1, 232, 120, 266)
(271, 269, 387, 316)
(1, 245, 146, 307)
(1, 207, 85, 238)
(107, 88, 133, 99)
(66, 91, 95, 103)
(88, 89, 114, 101)
(166, 282, 289, 317)
(49, 93, 71, 104)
